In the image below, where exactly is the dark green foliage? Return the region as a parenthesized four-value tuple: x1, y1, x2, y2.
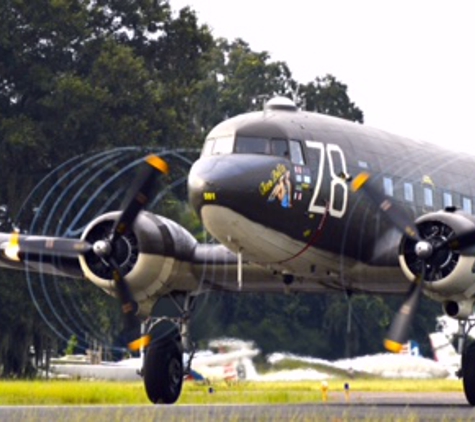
(299, 74, 364, 123)
(191, 291, 439, 360)
(0, 0, 435, 376)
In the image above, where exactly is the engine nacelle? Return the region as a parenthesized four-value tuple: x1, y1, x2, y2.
(399, 209, 475, 302)
(78, 211, 198, 312)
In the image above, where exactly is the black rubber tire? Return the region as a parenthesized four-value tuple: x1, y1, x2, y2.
(463, 341, 475, 405)
(143, 324, 183, 404)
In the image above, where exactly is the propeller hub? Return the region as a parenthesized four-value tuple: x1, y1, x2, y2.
(414, 240, 433, 259)
(93, 239, 112, 258)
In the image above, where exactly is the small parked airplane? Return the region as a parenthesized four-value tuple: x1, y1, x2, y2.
(3, 96, 475, 404)
(49, 338, 258, 383)
(266, 349, 452, 380)
(267, 329, 461, 381)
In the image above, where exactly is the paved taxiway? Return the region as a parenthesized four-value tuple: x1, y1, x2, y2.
(0, 392, 473, 421)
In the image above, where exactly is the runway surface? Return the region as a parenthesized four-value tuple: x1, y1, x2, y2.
(1, 392, 474, 421)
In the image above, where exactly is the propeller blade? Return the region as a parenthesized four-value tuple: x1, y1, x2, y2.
(4, 230, 20, 261)
(20, 238, 91, 258)
(351, 172, 420, 242)
(109, 256, 140, 329)
(128, 334, 151, 352)
(423, 224, 475, 257)
(445, 229, 475, 251)
(3, 231, 91, 261)
(110, 155, 169, 244)
(384, 270, 425, 353)
(106, 154, 169, 350)
(108, 255, 144, 350)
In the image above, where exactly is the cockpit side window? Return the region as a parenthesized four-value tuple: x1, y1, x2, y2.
(235, 136, 269, 154)
(202, 138, 215, 156)
(270, 139, 288, 157)
(289, 140, 305, 165)
(214, 136, 234, 154)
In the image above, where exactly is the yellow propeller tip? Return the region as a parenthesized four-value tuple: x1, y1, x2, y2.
(351, 172, 370, 192)
(146, 155, 169, 175)
(128, 334, 151, 352)
(4, 230, 20, 262)
(384, 339, 403, 353)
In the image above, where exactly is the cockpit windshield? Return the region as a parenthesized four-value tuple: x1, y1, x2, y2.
(202, 136, 234, 156)
(235, 136, 271, 154)
(235, 136, 290, 158)
(201, 135, 305, 165)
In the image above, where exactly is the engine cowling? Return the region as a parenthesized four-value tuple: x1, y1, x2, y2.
(399, 209, 475, 302)
(78, 211, 198, 312)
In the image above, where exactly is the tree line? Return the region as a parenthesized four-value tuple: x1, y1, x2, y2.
(0, 0, 438, 376)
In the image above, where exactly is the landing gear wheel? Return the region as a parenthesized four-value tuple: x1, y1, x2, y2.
(143, 322, 183, 404)
(462, 341, 475, 405)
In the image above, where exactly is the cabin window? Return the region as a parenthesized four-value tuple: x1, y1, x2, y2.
(211, 135, 234, 155)
(404, 182, 414, 202)
(383, 177, 394, 197)
(443, 192, 453, 208)
(424, 187, 434, 207)
(235, 136, 268, 154)
(289, 140, 305, 165)
(463, 197, 473, 214)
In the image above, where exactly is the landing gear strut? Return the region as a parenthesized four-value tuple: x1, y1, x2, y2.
(141, 294, 196, 404)
(456, 318, 475, 405)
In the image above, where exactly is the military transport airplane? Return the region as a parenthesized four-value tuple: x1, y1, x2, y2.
(2, 96, 475, 405)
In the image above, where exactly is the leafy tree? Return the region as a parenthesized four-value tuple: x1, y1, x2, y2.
(65, 335, 78, 356)
(299, 74, 364, 123)
(0, 0, 175, 376)
(0, 0, 439, 376)
(217, 38, 297, 117)
(150, 6, 215, 147)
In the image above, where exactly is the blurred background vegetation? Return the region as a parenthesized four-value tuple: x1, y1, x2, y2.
(0, 0, 439, 377)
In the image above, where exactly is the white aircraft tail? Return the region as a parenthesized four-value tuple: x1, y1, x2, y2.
(238, 357, 259, 380)
(429, 331, 460, 369)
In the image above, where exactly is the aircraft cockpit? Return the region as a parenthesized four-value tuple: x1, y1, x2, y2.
(201, 135, 306, 165)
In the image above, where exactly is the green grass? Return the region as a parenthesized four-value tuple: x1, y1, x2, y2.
(0, 379, 464, 405)
(0, 380, 148, 405)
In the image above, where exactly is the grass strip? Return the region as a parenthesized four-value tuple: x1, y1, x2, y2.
(0, 379, 463, 406)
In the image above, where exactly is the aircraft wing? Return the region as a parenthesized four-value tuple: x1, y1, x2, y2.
(267, 351, 452, 379)
(192, 348, 259, 368)
(268, 353, 373, 378)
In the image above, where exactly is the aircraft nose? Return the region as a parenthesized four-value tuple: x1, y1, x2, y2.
(187, 156, 238, 217)
(188, 155, 288, 218)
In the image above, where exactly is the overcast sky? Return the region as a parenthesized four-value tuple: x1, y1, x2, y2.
(170, 0, 475, 153)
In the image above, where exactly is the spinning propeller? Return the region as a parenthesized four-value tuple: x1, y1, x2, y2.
(351, 172, 475, 352)
(4, 154, 169, 351)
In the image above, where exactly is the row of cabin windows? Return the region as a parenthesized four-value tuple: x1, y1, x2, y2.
(383, 176, 473, 214)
